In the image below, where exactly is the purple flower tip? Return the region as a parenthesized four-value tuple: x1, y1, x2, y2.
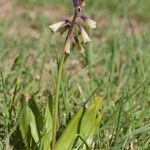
(72, 0, 78, 7)
(72, 0, 85, 8)
(80, 15, 88, 20)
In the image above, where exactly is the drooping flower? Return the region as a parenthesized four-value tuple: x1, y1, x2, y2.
(49, 20, 69, 33)
(80, 15, 96, 29)
(74, 36, 85, 53)
(80, 26, 91, 44)
(59, 25, 70, 35)
(64, 36, 73, 53)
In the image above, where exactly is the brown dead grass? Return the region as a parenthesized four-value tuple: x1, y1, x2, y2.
(0, 0, 70, 38)
(0, 1, 14, 18)
(0, 0, 146, 39)
(0, 0, 68, 20)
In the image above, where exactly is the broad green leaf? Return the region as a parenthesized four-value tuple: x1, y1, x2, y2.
(0, 140, 2, 149)
(29, 96, 43, 135)
(19, 96, 31, 148)
(40, 93, 53, 150)
(79, 107, 95, 139)
(93, 96, 103, 126)
(28, 107, 39, 144)
(19, 107, 30, 147)
(79, 96, 103, 145)
(56, 96, 103, 150)
(40, 132, 51, 150)
(44, 100, 53, 142)
(56, 107, 84, 150)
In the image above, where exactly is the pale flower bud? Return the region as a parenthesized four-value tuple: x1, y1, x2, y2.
(49, 20, 67, 33)
(80, 26, 91, 44)
(80, 15, 96, 29)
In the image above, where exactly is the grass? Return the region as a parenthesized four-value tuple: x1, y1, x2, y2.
(0, 0, 150, 149)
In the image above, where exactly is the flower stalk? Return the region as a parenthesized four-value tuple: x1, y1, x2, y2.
(64, 9, 78, 53)
(52, 53, 66, 150)
(52, 9, 79, 150)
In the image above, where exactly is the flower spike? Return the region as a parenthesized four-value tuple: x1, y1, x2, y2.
(49, 0, 96, 53)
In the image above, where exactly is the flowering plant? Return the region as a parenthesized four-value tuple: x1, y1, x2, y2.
(49, 1, 99, 150)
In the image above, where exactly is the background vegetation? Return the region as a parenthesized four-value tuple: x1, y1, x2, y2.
(0, 0, 150, 149)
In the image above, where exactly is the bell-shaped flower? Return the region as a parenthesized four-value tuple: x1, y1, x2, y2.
(80, 26, 91, 44)
(64, 36, 73, 53)
(80, 15, 96, 29)
(59, 25, 70, 35)
(74, 36, 85, 53)
(49, 20, 68, 33)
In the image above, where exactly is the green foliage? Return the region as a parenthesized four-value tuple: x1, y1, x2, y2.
(56, 97, 103, 150)
(17, 96, 103, 149)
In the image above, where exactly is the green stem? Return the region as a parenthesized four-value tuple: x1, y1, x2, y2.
(52, 53, 66, 150)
